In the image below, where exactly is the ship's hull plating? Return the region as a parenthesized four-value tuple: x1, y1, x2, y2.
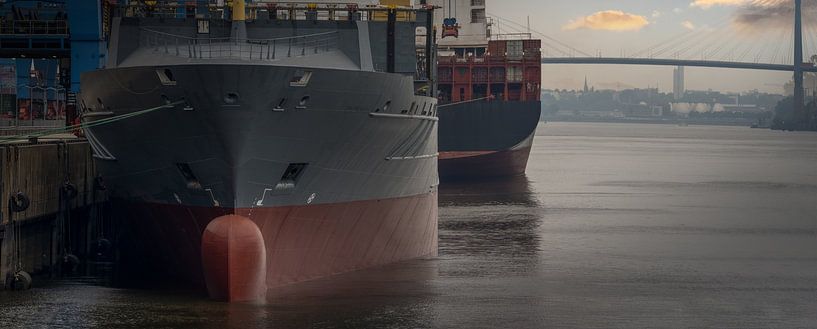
(438, 100, 541, 180)
(81, 64, 439, 301)
(117, 192, 438, 295)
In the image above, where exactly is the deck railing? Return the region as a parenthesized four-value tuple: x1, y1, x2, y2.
(118, 3, 421, 23)
(139, 28, 339, 61)
(0, 20, 68, 35)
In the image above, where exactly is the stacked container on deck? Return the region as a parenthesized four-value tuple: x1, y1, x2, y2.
(438, 39, 541, 103)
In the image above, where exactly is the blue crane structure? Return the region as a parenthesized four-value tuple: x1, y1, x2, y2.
(0, 0, 209, 93)
(0, 0, 209, 123)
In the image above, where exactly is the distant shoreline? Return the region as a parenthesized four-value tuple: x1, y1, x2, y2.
(541, 116, 758, 127)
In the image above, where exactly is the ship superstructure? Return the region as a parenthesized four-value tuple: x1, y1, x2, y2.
(81, 0, 438, 302)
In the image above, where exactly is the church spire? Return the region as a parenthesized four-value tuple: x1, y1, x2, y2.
(583, 76, 589, 93)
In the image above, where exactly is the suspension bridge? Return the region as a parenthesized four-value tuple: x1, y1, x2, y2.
(493, 0, 814, 113)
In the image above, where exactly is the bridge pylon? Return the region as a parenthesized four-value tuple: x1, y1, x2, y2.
(794, 0, 804, 117)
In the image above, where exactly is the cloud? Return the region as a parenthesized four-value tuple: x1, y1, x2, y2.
(732, 0, 817, 33)
(563, 10, 650, 31)
(673, 7, 684, 14)
(691, 0, 748, 9)
(652, 10, 662, 18)
(681, 20, 696, 30)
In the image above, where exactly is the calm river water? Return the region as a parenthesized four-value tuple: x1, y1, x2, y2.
(1, 122, 816, 328)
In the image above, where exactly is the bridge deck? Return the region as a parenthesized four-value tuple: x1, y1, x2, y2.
(540, 57, 817, 73)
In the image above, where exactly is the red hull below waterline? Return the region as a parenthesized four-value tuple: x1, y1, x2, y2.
(119, 192, 439, 302)
(439, 147, 532, 180)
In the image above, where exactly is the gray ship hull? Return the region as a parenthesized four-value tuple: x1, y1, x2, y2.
(81, 63, 439, 300)
(438, 100, 541, 180)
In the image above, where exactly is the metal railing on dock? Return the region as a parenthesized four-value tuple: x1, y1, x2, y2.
(139, 28, 339, 62)
(0, 20, 68, 35)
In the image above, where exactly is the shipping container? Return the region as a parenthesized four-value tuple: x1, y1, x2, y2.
(488, 40, 506, 57)
(525, 66, 540, 82)
(523, 40, 541, 51)
(439, 67, 453, 83)
(438, 38, 541, 103)
(489, 67, 506, 82)
(507, 66, 523, 83)
(507, 40, 523, 60)
(472, 67, 489, 83)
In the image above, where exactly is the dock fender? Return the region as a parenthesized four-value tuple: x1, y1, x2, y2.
(61, 181, 78, 200)
(61, 254, 80, 273)
(9, 271, 32, 291)
(9, 192, 30, 213)
(93, 176, 107, 191)
(93, 238, 113, 259)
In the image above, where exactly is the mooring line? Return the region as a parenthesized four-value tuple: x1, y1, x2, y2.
(0, 101, 185, 144)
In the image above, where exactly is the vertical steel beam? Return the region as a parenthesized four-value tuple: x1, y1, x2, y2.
(387, 9, 397, 73)
(426, 8, 436, 98)
(67, 1, 105, 94)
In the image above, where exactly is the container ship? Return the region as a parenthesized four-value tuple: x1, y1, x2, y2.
(81, 1, 439, 302)
(428, 0, 542, 180)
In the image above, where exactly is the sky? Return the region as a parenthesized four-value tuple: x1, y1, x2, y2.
(487, 0, 816, 94)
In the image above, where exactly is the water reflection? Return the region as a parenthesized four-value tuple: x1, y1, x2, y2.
(260, 259, 439, 328)
(439, 175, 539, 207)
(438, 175, 543, 276)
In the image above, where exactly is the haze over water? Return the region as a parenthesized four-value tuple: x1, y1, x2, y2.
(1, 122, 816, 328)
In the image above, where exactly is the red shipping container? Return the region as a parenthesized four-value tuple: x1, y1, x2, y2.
(488, 40, 506, 57)
(524, 66, 541, 83)
(523, 40, 541, 51)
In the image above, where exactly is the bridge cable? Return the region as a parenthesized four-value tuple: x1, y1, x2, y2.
(768, 26, 785, 64)
(648, 19, 732, 60)
(491, 16, 574, 57)
(706, 17, 760, 62)
(661, 20, 731, 60)
(491, 16, 573, 57)
(488, 12, 594, 57)
(633, 18, 731, 59)
(786, 28, 795, 65)
(632, 0, 770, 59)
(806, 21, 817, 62)
(631, 23, 711, 58)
